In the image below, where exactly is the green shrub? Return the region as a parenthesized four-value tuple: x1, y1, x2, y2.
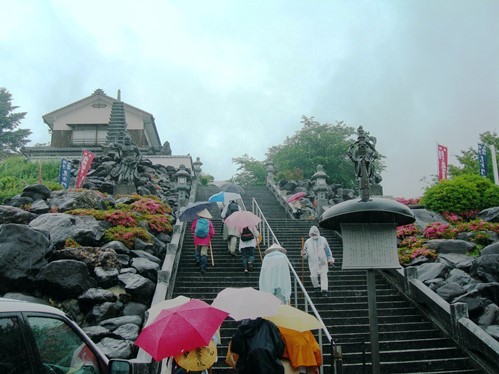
(0, 156, 61, 202)
(421, 174, 499, 214)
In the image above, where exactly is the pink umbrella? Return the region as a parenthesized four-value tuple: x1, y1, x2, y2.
(286, 191, 306, 203)
(223, 210, 261, 229)
(135, 299, 228, 361)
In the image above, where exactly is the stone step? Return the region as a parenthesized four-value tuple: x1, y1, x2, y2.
(169, 185, 485, 373)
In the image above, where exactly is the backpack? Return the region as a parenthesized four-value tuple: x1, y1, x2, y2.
(240, 226, 254, 242)
(225, 201, 239, 219)
(195, 218, 210, 238)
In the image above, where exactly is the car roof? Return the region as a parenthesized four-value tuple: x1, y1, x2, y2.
(0, 297, 66, 316)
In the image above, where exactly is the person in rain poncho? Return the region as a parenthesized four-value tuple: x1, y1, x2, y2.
(191, 209, 215, 273)
(230, 317, 285, 374)
(238, 224, 260, 273)
(301, 226, 334, 296)
(259, 243, 292, 304)
(221, 200, 241, 256)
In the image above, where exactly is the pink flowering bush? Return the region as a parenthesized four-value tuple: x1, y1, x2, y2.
(455, 219, 499, 233)
(103, 226, 152, 248)
(130, 196, 172, 215)
(396, 224, 419, 239)
(423, 222, 458, 239)
(143, 214, 173, 233)
(67, 194, 175, 248)
(441, 212, 462, 224)
(398, 246, 437, 265)
(399, 236, 426, 249)
(395, 197, 421, 206)
(105, 211, 138, 227)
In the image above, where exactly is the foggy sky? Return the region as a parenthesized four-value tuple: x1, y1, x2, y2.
(2, 0, 498, 198)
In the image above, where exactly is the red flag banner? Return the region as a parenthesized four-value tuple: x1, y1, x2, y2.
(437, 144, 448, 181)
(75, 149, 96, 188)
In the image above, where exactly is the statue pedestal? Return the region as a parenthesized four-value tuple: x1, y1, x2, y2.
(114, 183, 136, 196)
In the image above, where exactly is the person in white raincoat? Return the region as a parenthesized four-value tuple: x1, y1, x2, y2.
(301, 226, 334, 297)
(259, 243, 292, 304)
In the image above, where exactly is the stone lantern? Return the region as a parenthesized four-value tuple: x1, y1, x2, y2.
(265, 161, 275, 182)
(173, 164, 191, 206)
(312, 164, 329, 215)
(319, 126, 415, 374)
(193, 157, 203, 183)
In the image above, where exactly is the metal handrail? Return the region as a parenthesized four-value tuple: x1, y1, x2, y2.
(251, 197, 334, 374)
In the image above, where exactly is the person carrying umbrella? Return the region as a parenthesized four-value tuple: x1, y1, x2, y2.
(238, 224, 260, 273)
(221, 200, 241, 256)
(191, 209, 215, 273)
(301, 225, 334, 296)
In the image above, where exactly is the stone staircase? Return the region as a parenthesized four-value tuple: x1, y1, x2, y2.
(171, 185, 485, 373)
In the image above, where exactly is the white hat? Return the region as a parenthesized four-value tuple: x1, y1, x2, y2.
(264, 243, 287, 255)
(197, 209, 212, 219)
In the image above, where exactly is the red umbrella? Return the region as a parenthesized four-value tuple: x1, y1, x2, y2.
(135, 299, 228, 361)
(286, 192, 306, 203)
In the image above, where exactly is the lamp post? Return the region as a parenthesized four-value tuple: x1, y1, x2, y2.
(193, 157, 203, 184)
(312, 164, 329, 216)
(265, 161, 275, 182)
(173, 164, 191, 206)
(319, 126, 415, 374)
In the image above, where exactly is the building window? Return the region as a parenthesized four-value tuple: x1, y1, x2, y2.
(71, 124, 107, 146)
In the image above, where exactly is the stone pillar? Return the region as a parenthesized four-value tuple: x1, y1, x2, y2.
(266, 161, 275, 182)
(312, 165, 329, 215)
(173, 164, 191, 206)
(193, 157, 203, 184)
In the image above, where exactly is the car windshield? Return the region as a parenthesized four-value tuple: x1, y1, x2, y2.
(28, 316, 102, 374)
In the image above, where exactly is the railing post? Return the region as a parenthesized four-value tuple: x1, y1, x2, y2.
(404, 266, 418, 297)
(332, 342, 343, 374)
(450, 302, 468, 341)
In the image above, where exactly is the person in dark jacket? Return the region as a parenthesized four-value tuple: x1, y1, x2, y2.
(230, 317, 285, 374)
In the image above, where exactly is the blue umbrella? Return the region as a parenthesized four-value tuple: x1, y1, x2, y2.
(178, 201, 215, 222)
(208, 191, 242, 203)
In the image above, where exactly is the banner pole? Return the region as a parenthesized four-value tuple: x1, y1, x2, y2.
(209, 242, 215, 266)
(490, 145, 499, 185)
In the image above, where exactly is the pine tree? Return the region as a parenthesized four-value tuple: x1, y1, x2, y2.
(0, 87, 31, 159)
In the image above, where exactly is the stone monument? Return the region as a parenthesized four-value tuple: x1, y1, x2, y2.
(109, 134, 142, 195)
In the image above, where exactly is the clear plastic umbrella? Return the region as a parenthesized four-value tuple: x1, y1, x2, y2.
(211, 287, 281, 321)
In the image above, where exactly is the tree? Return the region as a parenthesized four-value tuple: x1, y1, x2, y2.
(449, 131, 499, 182)
(266, 116, 385, 189)
(199, 174, 215, 186)
(232, 154, 267, 186)
(0, 88, 31, 159)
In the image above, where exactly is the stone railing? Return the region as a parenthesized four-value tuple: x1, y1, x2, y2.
(381, 268, 499, 374)
(266, 180, 297, 219)
(135, 184, 198, 372)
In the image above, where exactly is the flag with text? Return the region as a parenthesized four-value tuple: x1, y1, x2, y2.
(478, 143, 488, 177)
(75, 150, 96, 188)
(437, 144, 448, 181)
(59, 159, 72, 189)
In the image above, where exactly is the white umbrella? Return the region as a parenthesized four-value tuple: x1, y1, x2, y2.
(211, 287, 281, 321)
(144, 295, 191, 326)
